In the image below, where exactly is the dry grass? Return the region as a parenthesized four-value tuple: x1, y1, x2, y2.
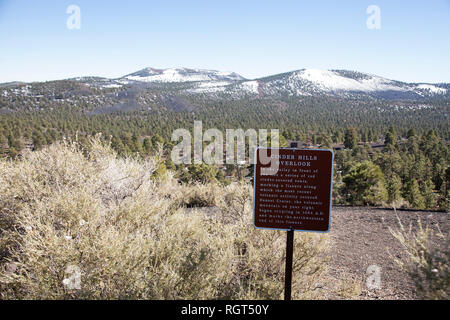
(0, 137, 359, 299)
(390, 213, 449, 300)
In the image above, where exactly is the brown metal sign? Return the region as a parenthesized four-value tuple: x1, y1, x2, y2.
(253, 147, 334, 232)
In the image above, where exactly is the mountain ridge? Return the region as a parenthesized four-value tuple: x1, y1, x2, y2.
(91, 67, 450, 99)
(1, 67, 449, 104)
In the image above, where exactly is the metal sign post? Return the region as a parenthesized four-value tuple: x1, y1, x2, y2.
(284, 229, 294, 301)
(253, 146, 334, 301)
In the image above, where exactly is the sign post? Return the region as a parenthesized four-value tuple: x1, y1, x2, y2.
(284, 229, 294, 300)
(253, 147, 334, 300)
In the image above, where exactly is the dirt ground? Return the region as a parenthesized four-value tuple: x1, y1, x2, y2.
(188, 205, 448, 300)
(327, 206, 449, 300)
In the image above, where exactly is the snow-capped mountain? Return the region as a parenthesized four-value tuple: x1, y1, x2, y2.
(63, 67, 449, 100)
(119, 67, 246, 84)
(281, 69, 403, 93)
(1, 68, 448, 110)
(196, 69, 449, 100)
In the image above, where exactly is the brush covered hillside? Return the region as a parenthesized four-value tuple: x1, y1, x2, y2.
(0, 139, 448, 300)
(0, 138, 344, 299)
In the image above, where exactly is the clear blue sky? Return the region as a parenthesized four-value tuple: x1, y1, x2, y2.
(0, 0, 449, 83)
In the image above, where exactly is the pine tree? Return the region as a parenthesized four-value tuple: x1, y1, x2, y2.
(32, 130, 46, 151)
(342, 161, 388, 205)
(420, 178, 436, 209)
(131, 133, 143, 154)
(404, 179, 425, 209)
(151, 134, 164, 150)
(0, 133, 7, 156)
(344, 128, 357, 150)
(8, 147, 18, 159)
(142, 137, 153, 155)
(384, 125, 397, 146)
(111, 136, 126, 156)
(437, 171, 449, 211)
(361, 130, 368, 143)
(406, 128, 416, 139)
(386, 173, 403, 206)
(183, 164, 217, 184)
(320, 134, 333, 149)
(120, 134, 133, 154)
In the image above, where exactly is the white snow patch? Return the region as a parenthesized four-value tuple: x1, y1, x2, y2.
(126, 68, 242, 83)
(102, 83, 122, 89)
(240, 81, 259, 94)
(117, 79, 131, 85)
(189, 81, 231, 93)
(416, 84, 446, 94)
(295, 69, 403, 92)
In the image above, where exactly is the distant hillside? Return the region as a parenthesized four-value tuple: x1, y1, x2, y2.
(1, 67, 449, 109)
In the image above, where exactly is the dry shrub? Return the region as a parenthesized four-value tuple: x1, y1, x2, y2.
(171, 183, 221, 209)
(0, 138, 356, 299)
(390, 215, 449, 300)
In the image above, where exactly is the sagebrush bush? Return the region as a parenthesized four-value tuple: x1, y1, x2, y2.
(0, 138, 357, 299)
(390, 215, 449, 300)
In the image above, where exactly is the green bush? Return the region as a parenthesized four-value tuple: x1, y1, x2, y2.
(342, 161, 388, 206)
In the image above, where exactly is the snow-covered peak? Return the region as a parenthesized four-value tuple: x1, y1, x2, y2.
(415, 84, 447, 95)
(122, 67, 245, 83)
(292, 69, 400, 92)
(65, 67, 448, 100)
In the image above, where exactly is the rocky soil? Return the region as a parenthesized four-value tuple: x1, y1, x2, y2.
(327, 206, 449, 300)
